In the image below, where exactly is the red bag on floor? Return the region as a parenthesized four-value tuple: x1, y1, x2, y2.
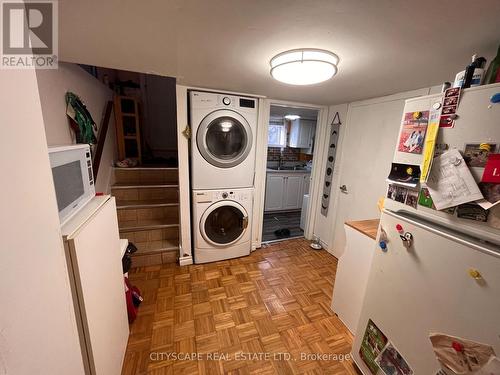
(124, 277, 143, 323)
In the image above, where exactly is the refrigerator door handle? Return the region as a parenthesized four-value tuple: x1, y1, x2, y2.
(384, 209, 500, 258)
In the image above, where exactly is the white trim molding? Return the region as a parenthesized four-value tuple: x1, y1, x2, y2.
(252, 98, 328, 248)
(176, 85, 193, 264)
(252, 98, 271, 250)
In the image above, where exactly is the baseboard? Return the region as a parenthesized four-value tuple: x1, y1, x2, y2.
(319, 238, 329, 249)
(179, 255, 193, 266)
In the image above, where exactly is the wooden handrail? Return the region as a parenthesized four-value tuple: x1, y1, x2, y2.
(92, 100, 113, 180)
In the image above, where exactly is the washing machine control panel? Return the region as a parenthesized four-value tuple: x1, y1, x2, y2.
(214, 191, 249, 202)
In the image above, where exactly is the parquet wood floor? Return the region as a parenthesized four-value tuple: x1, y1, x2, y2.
(122, 238, 360, 375)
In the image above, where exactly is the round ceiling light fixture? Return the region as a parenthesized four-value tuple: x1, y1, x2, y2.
(284, 114, 301, 120)
(270, 49, 339, 85)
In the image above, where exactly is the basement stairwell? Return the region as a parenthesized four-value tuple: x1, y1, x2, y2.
(112, 167, 180, 266)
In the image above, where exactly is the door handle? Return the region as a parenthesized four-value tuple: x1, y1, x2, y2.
(340, 184, 348, 194)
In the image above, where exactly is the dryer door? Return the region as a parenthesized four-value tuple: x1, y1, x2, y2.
(200, 201, 248, 246)
(197, 109, 253, 168)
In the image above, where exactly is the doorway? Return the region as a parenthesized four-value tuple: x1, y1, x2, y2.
(79, 64, 178, 166)
(261, 104, 319, 243)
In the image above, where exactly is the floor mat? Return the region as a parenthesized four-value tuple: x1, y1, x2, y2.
(262, 210, 304, 242)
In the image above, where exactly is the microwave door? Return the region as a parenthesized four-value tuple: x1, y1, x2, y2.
(49, 145, 95, 224)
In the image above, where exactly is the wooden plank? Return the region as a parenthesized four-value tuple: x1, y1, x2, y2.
(92, 100, 113, 180)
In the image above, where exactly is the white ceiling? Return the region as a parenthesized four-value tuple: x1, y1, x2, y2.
(59, 0, 500, 105)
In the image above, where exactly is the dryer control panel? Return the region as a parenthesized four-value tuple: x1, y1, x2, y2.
(190, 91, 257, 113)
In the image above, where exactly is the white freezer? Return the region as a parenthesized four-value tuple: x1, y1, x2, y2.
(352, 210, 500, 374)
(386, 83, 500, 245)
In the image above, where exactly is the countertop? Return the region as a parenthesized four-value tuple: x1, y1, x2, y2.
(344, 219, 380, 240)
(266, 168, 311, 174)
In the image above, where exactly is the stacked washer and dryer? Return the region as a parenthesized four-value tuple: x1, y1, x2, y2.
(189, 91, 258, 264)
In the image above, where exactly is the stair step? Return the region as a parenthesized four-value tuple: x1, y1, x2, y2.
(130, 250, 178, 267)
(114, 167, 178, 170)
(117, 206, 178, 227)
(112, 186, 178, 203)
(114, 167, 178, 185)
(120, 226, 178, 243)
(112, 183, 178, 189)
(118, 217, 179, 232)
(132, 239, 179, 254)
(116, 199, 179, 209)
(113, 164, 180, 268)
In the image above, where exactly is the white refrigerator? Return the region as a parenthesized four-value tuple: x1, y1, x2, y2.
(351, 83, 500, 374)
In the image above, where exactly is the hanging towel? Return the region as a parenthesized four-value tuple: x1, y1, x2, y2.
(65, 92, 97, 144)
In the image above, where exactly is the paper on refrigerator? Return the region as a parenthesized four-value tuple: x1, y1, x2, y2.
(420, 106, 442, 184)
(426, 149, 483, 210)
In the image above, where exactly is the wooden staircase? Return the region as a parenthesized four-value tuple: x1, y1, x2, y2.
(112, 167, 180, 267)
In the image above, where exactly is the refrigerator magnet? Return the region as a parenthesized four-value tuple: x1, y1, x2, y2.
(463, 143, 497, 167)
(481, 154, 500, 183)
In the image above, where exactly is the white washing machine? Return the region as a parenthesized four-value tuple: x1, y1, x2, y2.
(192, 188, 253, 264)
(189, 91, 258, 189)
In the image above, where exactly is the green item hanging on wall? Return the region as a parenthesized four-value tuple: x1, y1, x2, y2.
(65, 92, 97, 144)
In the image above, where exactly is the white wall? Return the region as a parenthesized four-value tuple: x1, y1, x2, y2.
(35, 62, 117, 193)
(313, 87, 442, 257)
(0, 68, 85, 374)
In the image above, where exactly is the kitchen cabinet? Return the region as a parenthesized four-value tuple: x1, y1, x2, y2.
(282, 175, 303, 209)
(289, 119, 315, 149)
(264, 175, 286, 211)
(264, 171, 311, 211)
(268, 117, 287, 147)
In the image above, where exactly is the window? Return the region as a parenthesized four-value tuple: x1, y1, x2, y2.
(268, 117, 286, 147)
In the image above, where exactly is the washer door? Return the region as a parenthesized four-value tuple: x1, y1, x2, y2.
(200, 201, 248, 246)
(197, 109, 253, 168)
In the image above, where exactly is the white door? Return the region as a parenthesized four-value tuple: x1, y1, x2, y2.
(264, 175, 285, 211)
(331, 91, 427, 257)
(283, 175, 303, 210)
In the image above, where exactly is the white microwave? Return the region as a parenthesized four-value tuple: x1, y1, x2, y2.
(48, 144, 95, 225)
